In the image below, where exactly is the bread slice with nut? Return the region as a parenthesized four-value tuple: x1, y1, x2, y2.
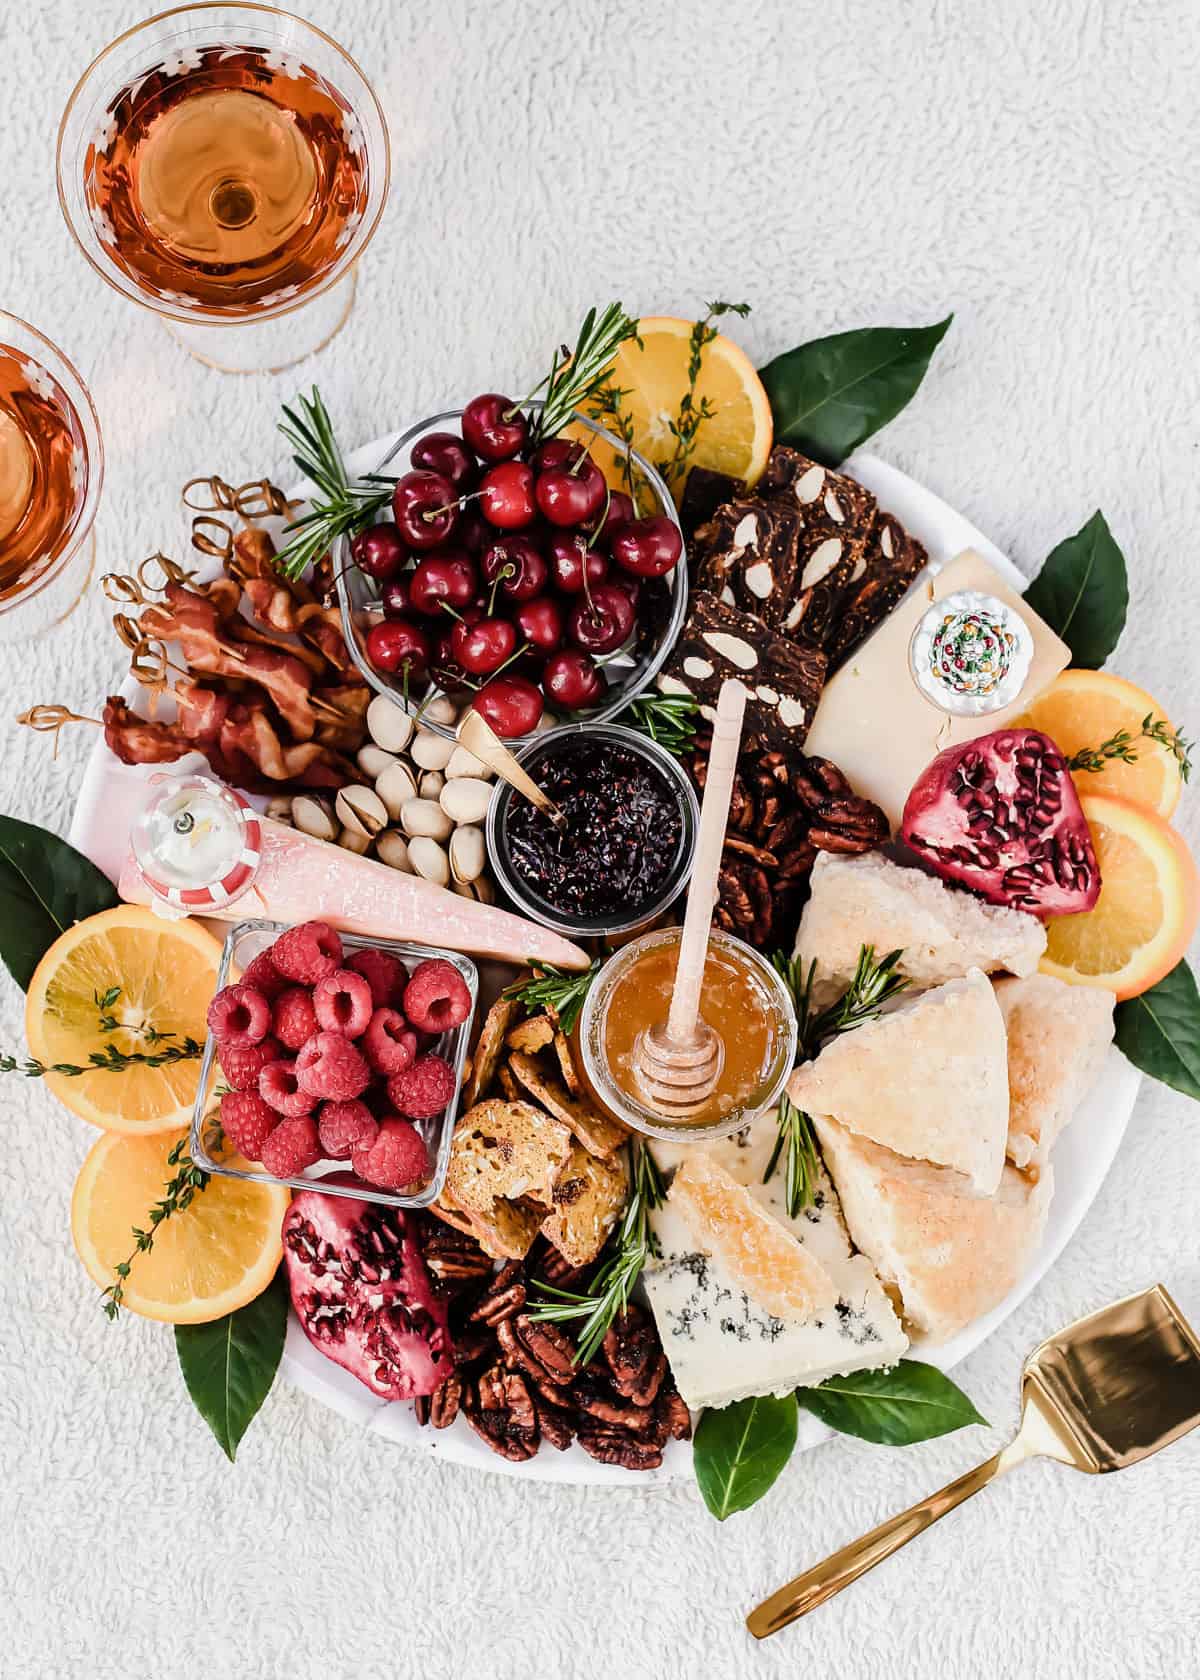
(508, 1050, 626, 1157)
(540, 1142, 630, 1266)
(994, 973, 1115, 1175)
(446, 1098, 572, 1214)
(433, 1182, 543, 1261)
(463, 992, 519, 1107)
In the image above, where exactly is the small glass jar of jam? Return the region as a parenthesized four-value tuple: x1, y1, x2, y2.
(485, 722, 699, 938)
(579, 925, 797, 1142)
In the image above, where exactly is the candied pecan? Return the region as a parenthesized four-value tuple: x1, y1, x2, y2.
(533, 1395, 575, 1452)
(724, 836, 778, 868)
(429, 1370, 463, 1429)
(573, 1370, 653, 1433)
(716, 858, 772, 945)
(421, 1225, 491, 1286)
(602, 1307, 663, 1404)
(463, 1365, 539, 1462)
(469, 1278, 526, 1325)
(539, 1244, 588, 1291)
(727, 774, 754, 833)
(513, 1314, 578, 1384)
(656, 1382, 692, 1442)
(576, 1422, 663, 1471)
(452, 1326, 495, 1367)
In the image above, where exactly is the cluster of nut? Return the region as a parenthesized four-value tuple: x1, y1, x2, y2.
(417, 1225, 690, 1470)
(267, 695, 498, 899)
(686, 734, 890, 948)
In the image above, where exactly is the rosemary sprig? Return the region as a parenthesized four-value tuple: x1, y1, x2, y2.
(533, 303, 641, 444)
(527, 1138, 664, 1366)
(101, 1137, 210, 1320)
(624, 692, 701, 757)
(502, 959, 601, 1038)
(1068, 713, 1192, 782)
(275, 387, 393, 580)
(766, 945, 908, 1216)
(660, 300, 751, 488)
(0, 1039, 203, 1079)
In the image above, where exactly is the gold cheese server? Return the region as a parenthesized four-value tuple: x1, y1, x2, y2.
(456, 709, 568, 833)
(748, 1284, 1200, 1640)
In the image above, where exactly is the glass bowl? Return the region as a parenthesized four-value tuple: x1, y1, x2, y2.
(578, 926, 797, 1145)
(190, 917, 477, 1208)
(335, 402, 688, 744)
(485, 722, 699, 939)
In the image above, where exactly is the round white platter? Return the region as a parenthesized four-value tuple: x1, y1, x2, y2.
(68, 438, 1142, 1488)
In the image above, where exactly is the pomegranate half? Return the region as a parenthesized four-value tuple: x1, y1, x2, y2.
(901, 727, 1101, 917)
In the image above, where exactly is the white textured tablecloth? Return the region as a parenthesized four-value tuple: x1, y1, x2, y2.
(2, 3, 1199, 1675)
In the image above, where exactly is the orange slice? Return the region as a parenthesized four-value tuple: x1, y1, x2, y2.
(574, 314, 773, 494)
(668, 1154, 836, 1319)
(71, 1129, 289, 1323)
(1041, 793, 1199, 999)
(24, 905, 223, 1134)
(1013, 669, 1187, 818)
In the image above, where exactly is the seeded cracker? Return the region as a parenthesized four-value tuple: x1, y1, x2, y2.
(463, 992, 519, 1107)
(694, 499, 803, 628)
(658, 591, 827, 753)
(829, 509, 928, 668)
(756, 446, 877, 648)
(507, 1050, 627, 1158)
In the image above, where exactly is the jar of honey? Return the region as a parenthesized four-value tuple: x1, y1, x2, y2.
(579, 925, 797, 1142)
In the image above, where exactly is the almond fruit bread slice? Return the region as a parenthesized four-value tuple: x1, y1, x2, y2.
(787, 968, 1009, 1194)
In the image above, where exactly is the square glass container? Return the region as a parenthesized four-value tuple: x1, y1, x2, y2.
(190, 917, 477, 1208)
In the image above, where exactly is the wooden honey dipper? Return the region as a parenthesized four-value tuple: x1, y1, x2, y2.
(632, 677, 747, 1119)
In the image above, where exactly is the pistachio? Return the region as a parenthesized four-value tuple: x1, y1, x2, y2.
(335, 784, 388, 839)
(399, 797, 453, 842)
(452, 873, 493, 903)
(408, 835, 450, 886)
(421, 695, 457, 727)
(367, 694, 415, 755)
(266, 794, 294, 823)
(418, 769, 445, 799)
(291, 794, 338, 842)
(375, 829, 413, 872)
(337, 826, 372, 855)
(357, 742, 398, 780)
(376, 760, 418, 820)
(439, 777, 492, 826)
(411, 729, 456, 771)
(449, 823, 485, 884)
(445, 744, 491, 779)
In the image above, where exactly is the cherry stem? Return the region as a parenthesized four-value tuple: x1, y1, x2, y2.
(585, 484, 611, 553)
(486, 564, 514, 617)
(437, 600, 465, 624)
(487, 637, 533, 685)
(421, 489, 479, 524)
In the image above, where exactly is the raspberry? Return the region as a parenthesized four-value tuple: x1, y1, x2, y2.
(273, 986, 318, 1052)
(387, 1054, 456, 1120)
(270, 920, 343, 984)
(402, 959, 472, 1034)
(353, 1117, 430, 1189)
(241, 949, 288, 1002)
(219, 1090, 278, 1160)
(313, 968, 374, 1037)
(217, 1035, 282, 1093)
(207, 982, 272, 1048)
(260, 1115, 322, 1178)
(361, 1007, 419, 1075)
(345, 946, 408, 1009)
(259, 1057, 319, 1116)
(295, 1031, 370, 1101)
(317, 1099, 379, 1161)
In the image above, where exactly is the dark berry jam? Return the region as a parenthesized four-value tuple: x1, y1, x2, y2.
(505, 739, 685, 922)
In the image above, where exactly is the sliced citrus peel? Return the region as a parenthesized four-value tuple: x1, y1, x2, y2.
(668, 1153, 837, 1320)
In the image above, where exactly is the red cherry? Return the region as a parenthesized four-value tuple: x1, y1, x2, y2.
(381, 575, 412, 618)
(453, 616, 518, 676)
(365, 617, 431, 677)
(591, 488, 635, 544)
(535, 458, 607, 527)
(542, 649, 606, 710)
(455, 507, 490, 556)
(567, 582, 636, 655)
(472, 674, 545, 738)
(350, 522, 406, 581)
(461, 394, 529, 462)
(391, 470, 460, 550)
(547, 531, 608, 594)
(411, 431, 477, 491)
(531, 437, 584, 472)
(479, 462, 537, 530)
(513, 594, 564, 653)
(604, 571, 641, 612)
(408, 552, 478, 616)
(610, 514, 683, 578)
(481, 536, 548, 602)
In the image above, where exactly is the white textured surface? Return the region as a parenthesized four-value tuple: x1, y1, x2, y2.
(1, 2, 1198, 1676)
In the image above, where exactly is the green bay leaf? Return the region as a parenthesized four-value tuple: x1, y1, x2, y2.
(0, 815, 119, 991)
(758, 317, 952, 466)
(175, 1270, 288, 1462)
(692, 1392, 798, 1520)
(1023, 510, 1128, 667)
(796, 1360, 986, 1445)
(1114, 959, 1200, 1102)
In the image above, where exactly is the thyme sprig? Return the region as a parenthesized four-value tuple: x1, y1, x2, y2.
(502, 959, 601, 1038)
(275, 387, 393, 580)
(533, 303, 641, 443)
(0, 1039, 203, 1079)
(766, 945, 908, 1216)
(586, 378, 640, 505)
(660, 300, 751, 488)
(624, 692, 701, 757)
(1068, 713, 1192, 782)
(527, 1138, 664, 1366)
(101, 1137, 210, 1320)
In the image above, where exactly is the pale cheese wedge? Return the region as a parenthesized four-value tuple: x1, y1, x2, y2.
(993, 973, 1115, 1174)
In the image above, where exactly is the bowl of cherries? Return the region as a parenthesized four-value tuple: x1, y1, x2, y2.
(335, 398, 687, 740)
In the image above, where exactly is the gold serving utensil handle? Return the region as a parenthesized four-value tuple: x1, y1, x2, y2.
(455, 709, 568, 831)
(747, 1421, 1050, 1638)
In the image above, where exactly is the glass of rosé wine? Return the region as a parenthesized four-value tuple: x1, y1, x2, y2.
(57, 5, 390, 374)
(0, 313, 103, 639)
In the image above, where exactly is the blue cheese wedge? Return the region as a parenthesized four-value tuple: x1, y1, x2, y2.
(644, 1122, 908, 1411)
